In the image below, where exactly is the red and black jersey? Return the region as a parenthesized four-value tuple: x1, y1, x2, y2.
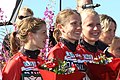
(77, 39, 105, 61)
(47, 42, 86, 71)
(48, 42, 81, 61)
(48, 38, 79, 60)
(48, 39, 106, 71)
(77, 44, 103, 61)
(2, 52, 44, 80)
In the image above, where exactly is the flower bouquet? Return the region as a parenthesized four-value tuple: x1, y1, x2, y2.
(38, 59, 85, 80)
(85, 54, 120, 80)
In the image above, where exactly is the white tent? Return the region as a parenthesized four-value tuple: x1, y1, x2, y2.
(0, 0, 23, 26)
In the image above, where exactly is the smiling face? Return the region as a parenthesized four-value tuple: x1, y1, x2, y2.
(99, 22, 116, 45)
(60, 13, 82, 43)
(31, 24, 48, 49)
(82, 12, 101, 45)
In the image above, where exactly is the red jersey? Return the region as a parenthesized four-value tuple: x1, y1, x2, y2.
(48, 42, 85, 71)
(76, 44, 104, 62)
(2, 52, 44, 80)
(48, 42, 104, 61)
(48, 42, 81, 60)
(48, 41, 105, 71)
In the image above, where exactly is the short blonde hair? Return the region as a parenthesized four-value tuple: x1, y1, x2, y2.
(99, 14, 116, 32)
(15, 7, 34, 27)
(80, 9, 99, 24)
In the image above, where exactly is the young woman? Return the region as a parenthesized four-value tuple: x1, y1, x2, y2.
(77, 9, 117, 80)
(2, 17, 48, 80)
(47, 9, 86, 79)
(79, 9, 104, 59)
(99, 14, 116, 46)
(76, 9, 103, 71)
(47, 9, 82, 61)
(98, 14, 117, 57)
(10, 7, 34, 55)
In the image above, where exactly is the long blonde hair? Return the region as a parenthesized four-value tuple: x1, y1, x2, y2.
(99, 14, 117, 32)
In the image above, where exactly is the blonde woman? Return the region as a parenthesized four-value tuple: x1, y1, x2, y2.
(97, 14, 117, 57)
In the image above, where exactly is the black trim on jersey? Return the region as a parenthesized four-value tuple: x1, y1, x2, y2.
(23, 49, 40, 59)
(80, 39, 98, 53)
(60, 37, 78, 52)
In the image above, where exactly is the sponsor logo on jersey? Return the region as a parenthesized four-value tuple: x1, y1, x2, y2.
(23, 61, 36, 67)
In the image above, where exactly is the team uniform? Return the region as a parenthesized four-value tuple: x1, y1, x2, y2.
(2, 50, 44, 80)
(48, 38, 117, 80)
(48, 38, 106, 72)
(77, 39, 104, 61)
(78, 39, 120, 80)
(48, 41, 80, 61)
(48, 38, 86, 71)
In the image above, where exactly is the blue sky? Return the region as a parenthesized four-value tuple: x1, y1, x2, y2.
(0, 0, 120, 42)
(20, 0, 120, 37)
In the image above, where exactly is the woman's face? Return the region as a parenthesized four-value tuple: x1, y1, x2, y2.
(82, 14, 101, 45)
(31, 24, 48, 49)
(61, 13, 82, 43)
(99, 22, 116, 45)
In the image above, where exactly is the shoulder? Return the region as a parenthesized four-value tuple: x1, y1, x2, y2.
(6, 52, 24, 65)
(10, 52, 24, 60)
(49, 42, 65, 53)
(2, 52, 23, 70)
(47, 42, 66, 60)
(2, 53, 22, 80)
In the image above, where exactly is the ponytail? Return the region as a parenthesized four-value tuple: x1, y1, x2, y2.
(10, 31, 20, 55)
(53, 28, 61, 42)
